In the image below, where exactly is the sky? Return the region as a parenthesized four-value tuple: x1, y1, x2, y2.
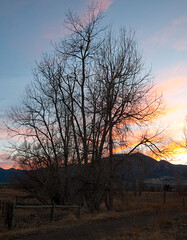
(0, 0, 187, 168)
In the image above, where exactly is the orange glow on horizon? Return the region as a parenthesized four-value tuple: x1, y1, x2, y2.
(0, 161, 17, 170)
(113, 137, 187, 165)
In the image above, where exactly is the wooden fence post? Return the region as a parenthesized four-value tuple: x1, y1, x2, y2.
(2, 202, 5, 216)
(163, 190, 166, 205)
(0, 200, 2, 216)
(77, 205, 81, 219)
(12, 203, 15, 227)
(7, 201, 14, 230)
(146, 195, 149, 208)
(50, 202, 55, 221)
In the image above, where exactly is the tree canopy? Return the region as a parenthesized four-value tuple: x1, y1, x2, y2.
(7, 7, 164, 210)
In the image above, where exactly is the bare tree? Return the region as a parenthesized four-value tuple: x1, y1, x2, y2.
(7, 6, 164, 210)
(7, 54, 74, 204)
(92, 29, 163, 210)
(53, 8, 106, 165)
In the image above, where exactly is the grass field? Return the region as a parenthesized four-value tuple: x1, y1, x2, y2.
(0, 190, 186, 240)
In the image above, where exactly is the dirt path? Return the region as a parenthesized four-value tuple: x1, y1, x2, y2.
(14, 210, 187, 240)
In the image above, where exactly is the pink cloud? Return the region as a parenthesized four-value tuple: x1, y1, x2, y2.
(156, 62, 187, 97)
(82, 0, 113, 12)
(43, 0, 114, 41)
(92, 0, 114, 12)
(43, 20, 67, 40)
(0, 122, 9, 139)
(144, 15, 187, 51)
(0, 162, 15, 169)
(0, 153, 14, 169)
(154, 63, 187, 144)
(156, 77, 187, 98)
(77, 0, 114, 26)
(0, 153, 9, 159)
(172, 16, 187, 25)
(173, 39, 187, 51)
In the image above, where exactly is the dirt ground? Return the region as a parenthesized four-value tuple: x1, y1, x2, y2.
(12, 210, 187, 240)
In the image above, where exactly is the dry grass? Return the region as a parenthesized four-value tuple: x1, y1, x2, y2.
(0, 190, 186, 240)
(0, 189, 25, 202)
(102, 192, 187, 240)
(103, 228, 177, 240)
(0, 210, 135, 240)
(0, 213, 79, 240)
(103, 213, 178, 240)
(114, 191, 187, 212)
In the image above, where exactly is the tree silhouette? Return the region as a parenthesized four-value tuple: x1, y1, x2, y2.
(7, 6, 164, 210)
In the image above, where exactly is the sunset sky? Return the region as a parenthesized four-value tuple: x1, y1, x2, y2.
(0, 0, 187, 168)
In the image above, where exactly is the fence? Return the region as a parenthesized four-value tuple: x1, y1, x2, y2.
(0, 200, 81, 230)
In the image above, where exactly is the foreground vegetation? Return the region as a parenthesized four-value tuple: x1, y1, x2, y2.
(0, 190, 186, 240)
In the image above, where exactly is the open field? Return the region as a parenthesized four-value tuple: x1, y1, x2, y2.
(0, 190, 186, 240)
(0, 189, 26, 202)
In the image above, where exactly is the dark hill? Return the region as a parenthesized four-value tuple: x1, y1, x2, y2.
(0, 153, 187, 186)
(0, 167, 24, 184)
(113, 152, 187, 186)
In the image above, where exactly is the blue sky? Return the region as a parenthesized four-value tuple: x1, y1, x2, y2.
(0, 0, 187, 167)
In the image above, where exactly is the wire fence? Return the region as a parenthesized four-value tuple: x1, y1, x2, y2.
(0, 200, 81, 230)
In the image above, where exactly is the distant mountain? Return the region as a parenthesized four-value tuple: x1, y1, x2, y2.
(113, 152, 187, 186)
(0, 168, 25, 184)
(0, 153, 187, 186)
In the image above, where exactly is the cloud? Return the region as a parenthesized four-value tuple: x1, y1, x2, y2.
(82, 0, 113, 13)
(145, 16, 187, 51)
(154, 63, 187, 147)
(0, 153, 13, 169)
(93, 0, 114, 12)
(172, 16, 187, 26)
(173, 40, 187, 51)
(43, 0, 114, 41)
(156, 77, 187, 99)
(0, 153, 9, 159)
(43, 21, 67, 41)
(79, 0, 114, 26)
(156, 62, 187, 99)
(0, 122, 9, 140)
(0, 162, 14, 169)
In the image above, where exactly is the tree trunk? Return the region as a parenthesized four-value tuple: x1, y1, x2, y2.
(108, 112, 113, 211)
